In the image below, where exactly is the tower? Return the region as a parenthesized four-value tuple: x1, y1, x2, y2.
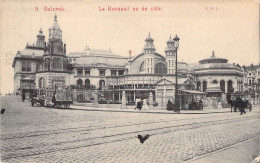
(36, 28, 45, 48)
(165, 35, 176, 74)
(143, 32, 155, 74)
(47, 13, 65, 55)
(36, 14, 70, 90)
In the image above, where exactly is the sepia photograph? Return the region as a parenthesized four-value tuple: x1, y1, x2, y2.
(0, 0, 260, 162)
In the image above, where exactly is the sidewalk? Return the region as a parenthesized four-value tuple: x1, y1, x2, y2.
(70, 103, 231, 114)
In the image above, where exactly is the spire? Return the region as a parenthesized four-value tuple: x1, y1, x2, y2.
(52, 14, 60, 29)
(54, 13, 57, 21)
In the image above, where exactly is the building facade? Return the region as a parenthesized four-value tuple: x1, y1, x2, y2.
(13, 14, 249, 108)
(193, 51, 244, 102)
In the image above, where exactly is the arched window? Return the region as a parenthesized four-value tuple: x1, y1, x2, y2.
(154, 62, 167, 74)
(212, 80, 218, 84)
(203, 81, 207, 92)
(85, 79, 90, 89)
(77, 79, 83, 87)
(139, 62, 144, 72)
(220, 80, 225, 93)
(53, 58, 61, 69)
(228, 80, 233, 93)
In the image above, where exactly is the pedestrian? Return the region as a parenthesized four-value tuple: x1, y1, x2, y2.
(199, 99, 203, 110)
(135, 97, 142, 110)
(52, 93, 57, 108)
(22, 92, 25, 102)
(167, 99, 173, 111)
(142, 99, 149, 110)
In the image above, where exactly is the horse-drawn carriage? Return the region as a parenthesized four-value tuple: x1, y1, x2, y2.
(228, 97, 252, 114)
(31, 88, 73, 109)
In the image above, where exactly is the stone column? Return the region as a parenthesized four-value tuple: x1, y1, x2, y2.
(121, 91, 126, 109)
(73, 89, 77, 101)
(149, 92, 154, 110)
(200, 81, 203, 91)
(234, 80, 238, 92)
(93, 90, 98, 107)
(225, 81, 228, 93)
(82, 68, 85, 76)
(75, 68, 78, 76)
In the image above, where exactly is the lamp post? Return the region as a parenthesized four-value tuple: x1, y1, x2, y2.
(173, 35, 180, 112)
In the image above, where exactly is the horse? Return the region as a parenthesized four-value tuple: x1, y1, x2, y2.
(244, 100, 252, 112)
(228, 99, 239, 112)
(229, 99, 251, 115)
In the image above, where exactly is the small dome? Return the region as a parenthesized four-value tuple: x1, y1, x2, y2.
(37, 28, 45, 37)
(199, 51, 228, 64)
(166, 35, 174, 43)
(145, 32, 154, 41)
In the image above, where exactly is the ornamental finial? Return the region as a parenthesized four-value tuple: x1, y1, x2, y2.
(212, 51, 215, 57)
(54, 13, 57, 21)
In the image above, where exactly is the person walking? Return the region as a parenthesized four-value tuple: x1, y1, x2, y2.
(142, 99, 149, 110)
(135, 97, 142, 110)
(52, 93, 57, 108)
(22, 92, 26, 102)
(167, 99, 173, 111)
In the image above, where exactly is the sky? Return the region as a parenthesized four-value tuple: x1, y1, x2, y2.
(0, 0, 259, 94)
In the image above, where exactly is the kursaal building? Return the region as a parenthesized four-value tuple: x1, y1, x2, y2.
(12, 15, 243, 109)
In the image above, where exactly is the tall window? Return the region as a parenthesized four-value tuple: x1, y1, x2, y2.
(203, 81, 207, 92)
(77, 79, 83, 87)
(118, 70, 124, 76)
(85, 69, 90, 76)
(111, 70, 117, 76)
(77, 69, 83, 76)
(139, 62, 144, 72)
(44, 58, 51, 70)
(53, 58, 61, 69)
(22, 62, 31, 72)
(99, 70, 105, 76)
(154, 62, 167, 74)
(220, 80, 225, 93)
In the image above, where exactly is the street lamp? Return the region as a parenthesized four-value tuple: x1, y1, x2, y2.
(173, 35, 180, 112)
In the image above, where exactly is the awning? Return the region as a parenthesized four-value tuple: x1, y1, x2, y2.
(180, 89, 207, 95)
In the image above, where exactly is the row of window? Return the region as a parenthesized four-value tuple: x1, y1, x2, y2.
(44, 58, 62, 70)
(76, 69, 124, 77)
(145, 58, 153, 66)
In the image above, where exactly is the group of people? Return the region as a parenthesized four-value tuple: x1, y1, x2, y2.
(135, 98, 149, 110)
(189, 100, 203, 110)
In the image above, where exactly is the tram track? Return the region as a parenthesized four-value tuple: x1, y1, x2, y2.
(0, 113, 250, 141)
(2, 114, 259, 161)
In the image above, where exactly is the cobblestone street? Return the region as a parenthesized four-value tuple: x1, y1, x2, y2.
(1, 96, 260, 162)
